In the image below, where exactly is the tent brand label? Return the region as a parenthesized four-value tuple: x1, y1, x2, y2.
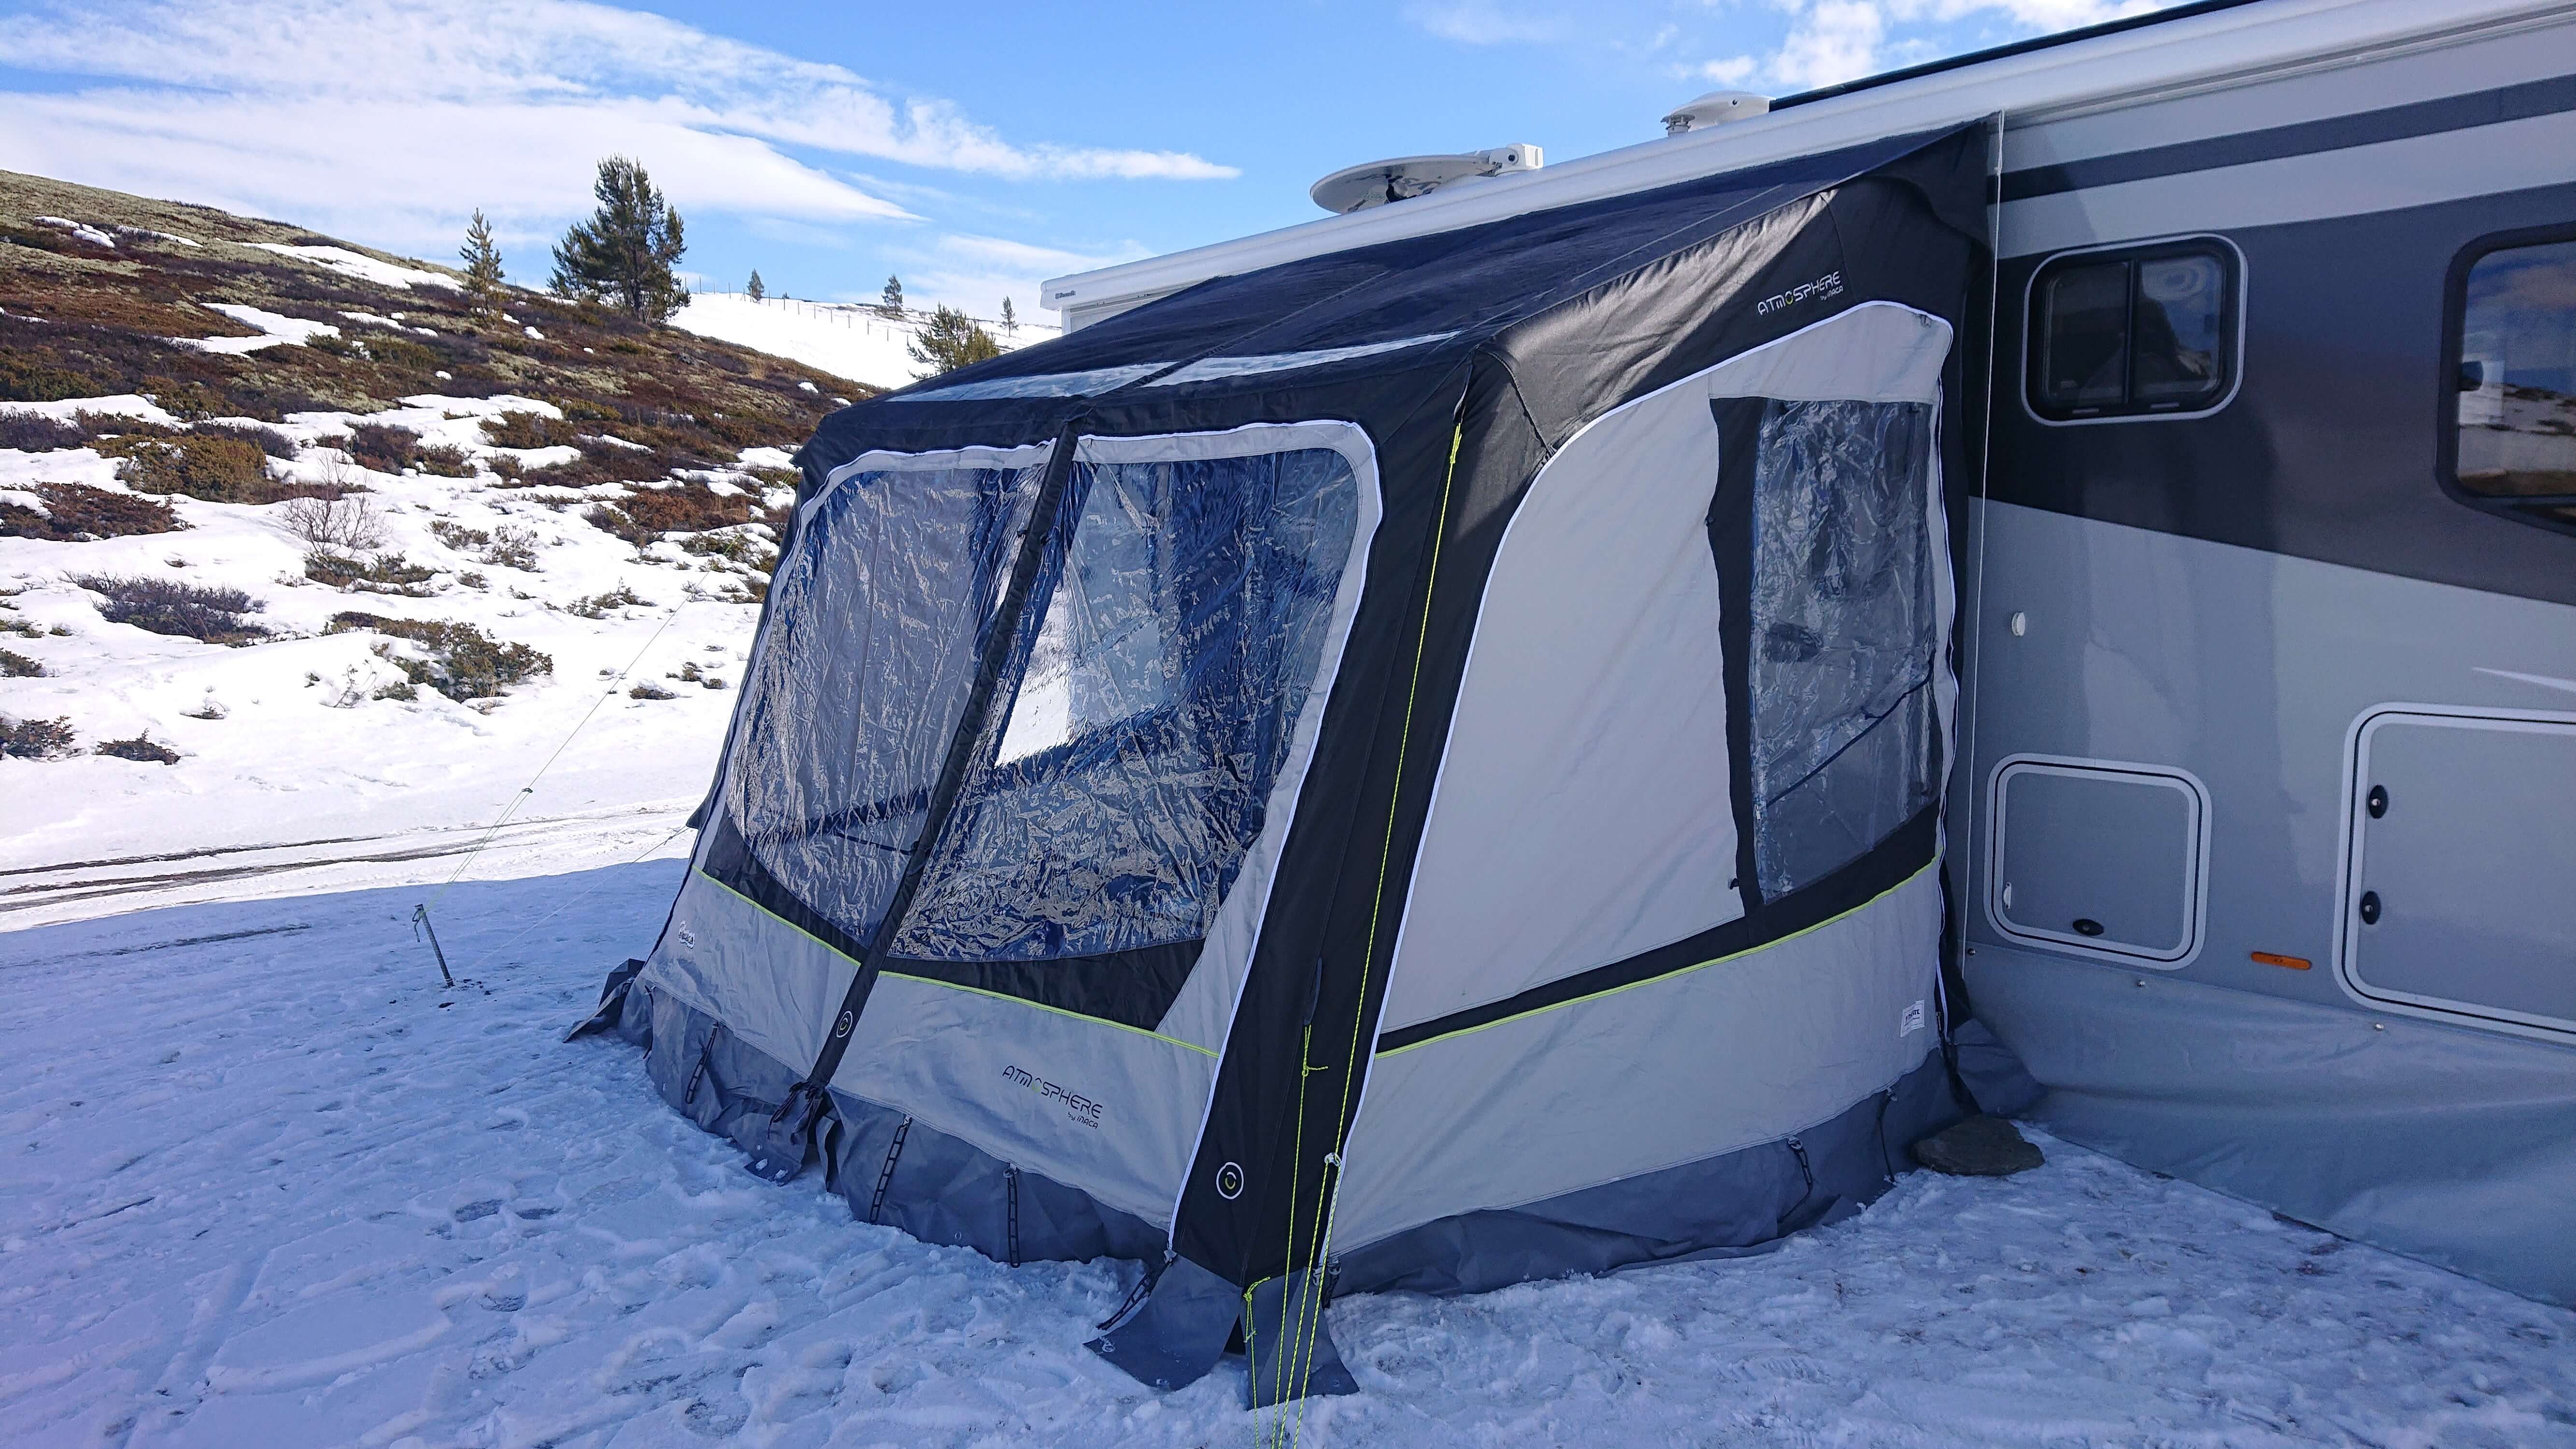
(1757, 270, 1844, 315)
(1003, 1064, 1103, 1129)
(1901, 999, 1926, 1037)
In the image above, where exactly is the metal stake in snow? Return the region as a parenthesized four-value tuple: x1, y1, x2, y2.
(412, 904, 456, 989)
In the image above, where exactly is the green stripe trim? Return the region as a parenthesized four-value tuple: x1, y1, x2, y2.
(1375, 860, 1938, 1058)
(690, 868, 1218, 1058)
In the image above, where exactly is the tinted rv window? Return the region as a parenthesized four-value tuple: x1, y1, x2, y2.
(2455, 238, 2576, 516)
(2029, 242, 2235, 420)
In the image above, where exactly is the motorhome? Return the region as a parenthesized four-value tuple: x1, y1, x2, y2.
(1037, 0, 2576, 1307)
(588, 0, 2575, 1409)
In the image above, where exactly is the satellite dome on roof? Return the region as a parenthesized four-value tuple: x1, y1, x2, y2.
(1662, 89, 1770, 135)
(1308, 145, 1542, 215)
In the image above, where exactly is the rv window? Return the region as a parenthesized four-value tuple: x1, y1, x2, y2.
(2453, 237, 2576, 523)
(2028, 242, 2235, 420)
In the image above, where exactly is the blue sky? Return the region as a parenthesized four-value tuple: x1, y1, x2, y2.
(0, 0, 2171, 322)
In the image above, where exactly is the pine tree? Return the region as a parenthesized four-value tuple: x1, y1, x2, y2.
(459, 209, 505, 319)
(878, 275, 905, 319)
(1000, 296, 1017, 334)
(746, 270, 765, 301)
(908, 305, 1003, 378)
(548, 157, 689, 323)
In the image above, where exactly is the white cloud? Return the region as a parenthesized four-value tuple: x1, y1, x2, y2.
(1772, 0, 1892, 89)
(1407, 0, 1580, 46)
(1420, 0, 2178, 95)
(1770, 0, 2170, 89)
(850, 233, 1154, 323)
(0, 0, 1237, 253)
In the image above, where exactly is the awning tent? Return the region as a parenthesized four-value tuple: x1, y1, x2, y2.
(577, 121, 2023, 1405)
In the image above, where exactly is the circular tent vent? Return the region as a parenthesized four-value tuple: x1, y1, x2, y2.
(1308, 145, 1544, 215)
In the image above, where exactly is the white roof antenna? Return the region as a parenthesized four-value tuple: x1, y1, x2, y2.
(1663, 90, 1770, 135)
(1309, 145, 1544, 215)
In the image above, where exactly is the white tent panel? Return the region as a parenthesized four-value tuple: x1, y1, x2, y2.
(1381, 303, 1954, 1033)
(1338, 866, 1944, 1254)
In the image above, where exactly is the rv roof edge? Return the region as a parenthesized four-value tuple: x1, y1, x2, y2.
(1040, 0, 2562, 327)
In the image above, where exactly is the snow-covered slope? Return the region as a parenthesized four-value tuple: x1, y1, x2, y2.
(672, 292, 1054, 391)
(1, 393, 777, 908)
(3, 869, 2571, 1447)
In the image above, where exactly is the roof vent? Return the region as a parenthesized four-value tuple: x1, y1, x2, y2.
(1309, 145, 1544, 215)
(1662, 90, 1769, 135)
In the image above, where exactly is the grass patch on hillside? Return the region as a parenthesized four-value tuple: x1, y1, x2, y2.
(324, 611, 551, 701)
(1, 645, 41, 676)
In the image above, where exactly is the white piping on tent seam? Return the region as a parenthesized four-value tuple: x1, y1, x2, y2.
(1373, 299, 1954, 1036)
(691, 868, 1219, 1057)
(1376, 858, 1939, 1058)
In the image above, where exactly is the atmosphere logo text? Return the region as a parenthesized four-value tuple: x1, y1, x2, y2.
(1003, 1064, 1103, 1129)
(1757, 270, 1844, 316)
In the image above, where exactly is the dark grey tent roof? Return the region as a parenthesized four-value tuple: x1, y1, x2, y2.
(798, 124, 1987, 466)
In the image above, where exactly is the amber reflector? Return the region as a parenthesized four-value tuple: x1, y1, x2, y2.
(2251, 951, 2311, 970)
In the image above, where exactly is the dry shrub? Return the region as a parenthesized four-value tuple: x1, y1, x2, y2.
(1, 714, 77, 759)
(96, 731, 180, 764)
(628, 681, 676, 700)
(417, 443, 473, 477)
(0, 646, 41, 677)
(584, 481, 759, 545)
(0, 414, 87, 452)
(566, 583, 645, 618)
(0, 353, 109, 404)
(100, 434, 272, 503)
(0, 483, 185, 541)
(343, 422, 422, 472)
(193, 420, 298, 458)
(72, 573, 270, 643)
(304, 550, 437, 595)
(277, 493, 387, 553)
(481, 411, 570, 450)
(324, 612, 550, 700)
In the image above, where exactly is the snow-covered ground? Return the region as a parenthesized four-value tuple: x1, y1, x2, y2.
(672, 293, 1054, 393)
(2, 394, 771, 921)
(3, 862, 2571, 1448)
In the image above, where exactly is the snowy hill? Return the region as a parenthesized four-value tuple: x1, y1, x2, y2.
(673, 291, 1057, 392)
(0, 170, 866, 918)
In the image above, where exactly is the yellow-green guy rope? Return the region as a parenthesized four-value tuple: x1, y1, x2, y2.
(1275, 418, 1467, 1443)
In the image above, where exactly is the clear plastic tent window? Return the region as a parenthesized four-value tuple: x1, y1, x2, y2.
(724, 454, 1047, 948)
(1748, 400, 1938, 898)
(894, 446, 1362, 963)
